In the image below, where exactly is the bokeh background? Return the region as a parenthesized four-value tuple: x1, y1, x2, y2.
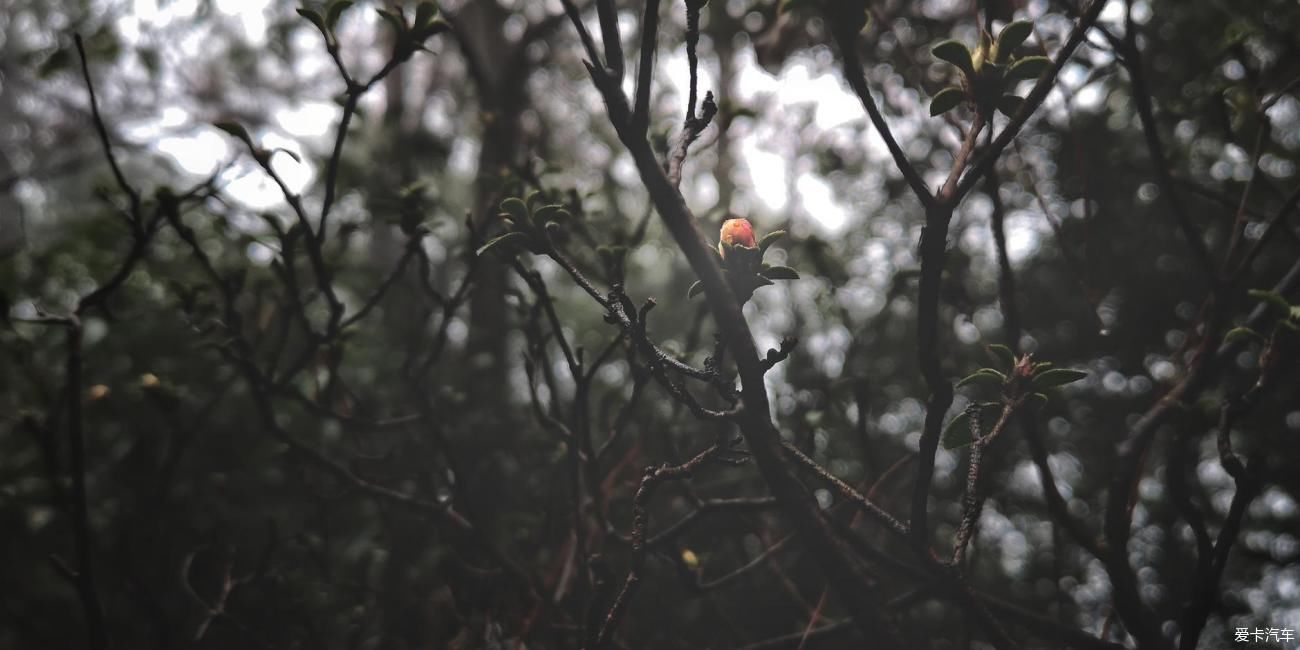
(1, 0, 1298, 648)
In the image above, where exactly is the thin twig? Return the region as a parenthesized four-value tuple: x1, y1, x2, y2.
(590, 444, 721, 648)
(74, 33, 140, 215)
(829, 24, 933, 206)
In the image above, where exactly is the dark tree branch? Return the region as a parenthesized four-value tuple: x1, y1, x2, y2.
(74, 33, 140, 216)
(829, 24, 933, 207)
(630, 0, 663, 135)
(562, 7, 907, 645)
(989, 173, 1103, 558)
(595, 0, 624, 82)
(590, 444, 722, 648)
(62, 320, 108, 650)
(1114, 2, 1217, 283)
(1233, 182, 1300, 281)
(645, 496, 779, 548)
(780, 441, 909, 539)
(339, 233, 424, 329)
(952, 402, 1018, 566)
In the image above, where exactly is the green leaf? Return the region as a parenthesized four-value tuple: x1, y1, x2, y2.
(1247, 288, 1291, 311)
(932, 40, 975, 77)
(1005, 56, 1051, 82)
(930, 87, 965, 116)
(1025, 392, 1050, 408)
(942, 403, 1002, 450)
(534, 204, 571, 224)
(376, 7, 407, 33)
(1031, 368, 1088, 390)
(758, 230, 786, 253)
(942, 410, 972, 449)
(993, 21, 1033, 62)
(213, 121, 252, 144)
(598, 245, 628, 275)
(475, 231, 531, 258)
(687, 280, 706, 300)
(1223, 327, 1265, 345)
(985, 344, 1016, 370)
(414, 1, 439, 29)
(326, 0, 354, 29)
(525, 190, 547, 212)
(500, 197, 531, 228)
(296, 7, 328, 35)
(956, 368, 1006, 389)
(996, 94, 1024, 118)
(759, 266, 800, 281)
(38, 47, 73, 78)
(413, 17, 449, 41)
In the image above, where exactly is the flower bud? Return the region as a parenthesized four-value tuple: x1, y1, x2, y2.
(681, 548, 700, 569)
(719, 218, 756, 249)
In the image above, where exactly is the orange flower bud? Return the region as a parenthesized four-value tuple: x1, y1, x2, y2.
(719, 218, 756, 248)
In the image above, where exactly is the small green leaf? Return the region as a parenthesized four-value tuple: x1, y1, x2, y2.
(1031, 368, 1088, 389)
(500, 197, 531, 227)
(956, 368, 1006, 389)
(759, 266, 800, 281)
(942, 403, 1002, 450)
(687, 280, 706, 300)
(996, 94, 1024, 118)
(758, 230, 786, 253)
(1005, 56, 1051, 82)
(376, 7, 407, 33)
(1031, 361, 1054, 374)
(1247, 289, 1291, 311)
(1223, 327, 1265, 345)
(932, 40, 975, 77)
(1026, 392, 1050, 408)
(326, 0, 354, 29)
(930, 86, 965, 116)
(416, 18, 449, 40)
(414, 1, 439, 29)
(994, 21, 1033, 62)
(38, 47, 73, 78)
(942, 410, 972, 449)
(598, 245, 628, 280)
(985, 344, 1016, 370)
(475, 231, 531, 258)
(296, 7, 328, 34)
(525, 190, 547, 212)
(534, 204, 571, 224)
